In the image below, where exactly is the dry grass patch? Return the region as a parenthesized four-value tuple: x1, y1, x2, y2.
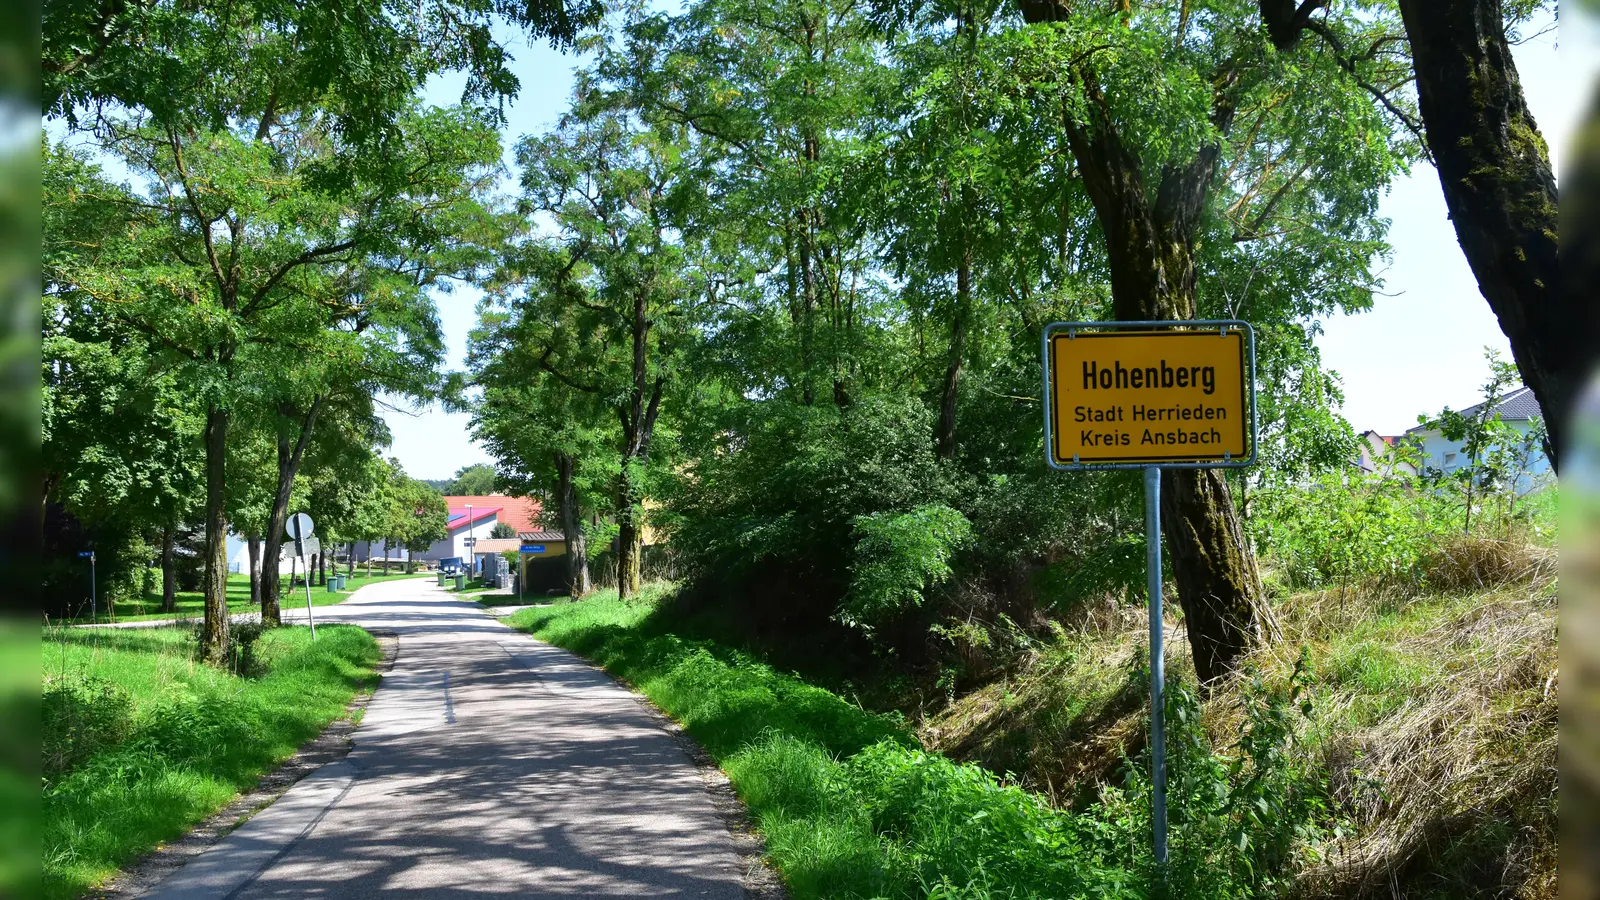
(1257, 576, 1557, 899)
(921, 551, 1556, 898)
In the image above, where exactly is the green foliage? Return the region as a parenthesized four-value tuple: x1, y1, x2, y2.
(42, 674, 135, 780)
(669, 397, 950, 619)
(490, 522, 518, 539)
(41, 625, 379, 898)
(44, 0, 601, 140)
(843, 505, 973, 633)
(387, 463, 450, 555)
(442, 464, 499, 496)
(1142, 653, 1335, 899)
(1417, 349, 1552, 533)
(1250, 474, 1457, 592)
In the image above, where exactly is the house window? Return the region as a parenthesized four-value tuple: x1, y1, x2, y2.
(1444, 452, 1457, 468)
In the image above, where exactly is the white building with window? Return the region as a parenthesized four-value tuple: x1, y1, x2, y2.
(1403, 386, 1553, 495)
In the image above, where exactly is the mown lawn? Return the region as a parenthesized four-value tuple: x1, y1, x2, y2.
(42, 624, 381, 899)
(61, 570, 429, 624)
(507, 589, 1140, 900)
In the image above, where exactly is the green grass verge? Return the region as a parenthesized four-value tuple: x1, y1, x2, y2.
(507, 589, 1138, 899)
(60, 570, 429, 624)
(42, 624, 381, 898)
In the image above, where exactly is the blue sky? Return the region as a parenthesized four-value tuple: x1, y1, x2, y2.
(385, 10, 1576, 479)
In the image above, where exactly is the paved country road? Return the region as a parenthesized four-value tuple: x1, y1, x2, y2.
(143, 576, 747, 899)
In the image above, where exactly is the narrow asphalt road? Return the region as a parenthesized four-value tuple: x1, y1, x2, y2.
(145, 577, 746, 899)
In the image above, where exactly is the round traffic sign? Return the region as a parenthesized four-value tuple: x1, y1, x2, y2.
(287, 512, 315, 540)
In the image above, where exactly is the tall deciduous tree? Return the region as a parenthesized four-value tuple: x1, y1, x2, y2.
(506, 104, 698, 598)
(470, 274, 614, 597)
(1010, 0, 1411, 682)
(1254, 0, 1575, 468)
(46, 103, 498, 661)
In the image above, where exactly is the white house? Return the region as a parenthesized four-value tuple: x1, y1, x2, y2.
(1404, 386, 1553, 495)
(225, 533, 295, 575)
(1354, 430, 1418, 477)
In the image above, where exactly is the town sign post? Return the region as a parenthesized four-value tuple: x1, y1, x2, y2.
(1043, 320, 1257, 866)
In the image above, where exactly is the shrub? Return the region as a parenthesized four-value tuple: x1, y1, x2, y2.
(667, 396, 950, 623)
(1107, 651, 1336, 899)
(42, 674, 135, 780)
(842, 504, 973, 633)
(1249, 474, 1454, 592)
(192, 619, 267, 676)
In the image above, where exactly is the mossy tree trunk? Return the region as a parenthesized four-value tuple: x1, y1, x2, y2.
(1392, 0, 1572, 469)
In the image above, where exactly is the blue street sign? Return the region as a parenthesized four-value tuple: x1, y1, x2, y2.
(519, 544, 546, 554)
(78, 551, 94, 558)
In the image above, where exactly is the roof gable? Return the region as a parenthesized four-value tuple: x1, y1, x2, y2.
(1407, 386, 1540, 434)
(441, 494, 544, 532)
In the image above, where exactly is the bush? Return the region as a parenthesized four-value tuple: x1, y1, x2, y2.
(1249, 474, 1455, 592)
(842, 505, 973, 633)
(42, 674, 135, 780)
(193, 618, 267, 676)
(668, 396, 950, 625)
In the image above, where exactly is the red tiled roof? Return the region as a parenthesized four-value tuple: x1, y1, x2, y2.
(443, 495, 543, 533)
(447, 507, 501, 529)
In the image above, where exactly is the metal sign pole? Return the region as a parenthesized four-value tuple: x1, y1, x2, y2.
(303, 555, 316, 640)
(89, 552, 97, 622)
(290, 517, 316, 640)
(1144, 466, 1168, 866)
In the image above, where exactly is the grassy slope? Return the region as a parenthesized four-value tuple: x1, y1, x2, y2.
(926, 560, 1557, 897)
(508, 588, 1136, 900)
(42, 624, 381, 898)
(63, 570, 428, 624)
(514, 551, 1555, 900)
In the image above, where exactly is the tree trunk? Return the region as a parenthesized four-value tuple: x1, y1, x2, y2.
(199, 405, 230, 665)
(260, 398, 323, 626)
(1160, 468, 1263, 684)
(617, 516, 642, 599)
(247, 534, 261, 609)
(935, 243, 972, 460)
(346, 543, 354, 576)
(160, 524, 176, 614)
(366, 541, 373, 578)
(1395, 0, 1574, 471)
(556, 452, 592, 598)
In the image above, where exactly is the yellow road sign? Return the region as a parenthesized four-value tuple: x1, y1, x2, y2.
(1044, 323, 1254, 467)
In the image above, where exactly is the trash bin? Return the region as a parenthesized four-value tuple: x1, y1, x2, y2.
(454, 573, 466, 590)
(437, 571, 447, 587)
(326, 579, 337, 593)
(335, 575, 346, 590)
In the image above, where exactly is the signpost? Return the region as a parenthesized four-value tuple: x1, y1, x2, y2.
(286, 513, 317, 639)
(79, 551, 96, 622)
(1042, 320, 1256, 866)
